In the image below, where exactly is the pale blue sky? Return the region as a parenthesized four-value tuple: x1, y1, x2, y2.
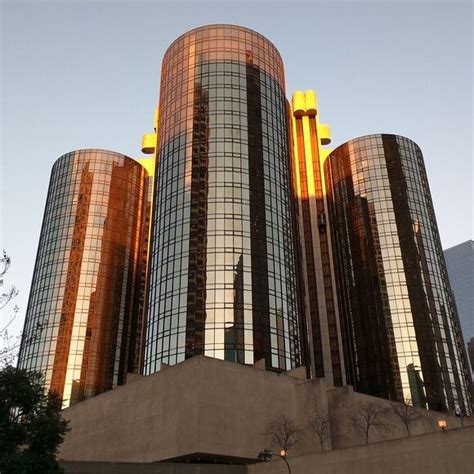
(1, 1, 472, 336)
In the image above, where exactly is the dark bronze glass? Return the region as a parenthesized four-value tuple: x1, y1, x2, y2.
(17, 150, 149, 407)
(325, 134, 471, 413)
(145, 25, 302, 373)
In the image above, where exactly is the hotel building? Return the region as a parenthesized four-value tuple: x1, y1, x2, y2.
(17, 25, 471, 413)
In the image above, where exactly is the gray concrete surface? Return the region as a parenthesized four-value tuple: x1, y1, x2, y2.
(61, 427, 474, 474)
(61, 461, 246, 474)
(248, 426, 474, 474)
(59, 355, 470, 468)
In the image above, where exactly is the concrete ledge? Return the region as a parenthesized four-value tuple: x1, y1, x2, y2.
(61, 427, 474, 474)
(59, 355, 470, 467)
(61, 461, 246, 474)
(248, 426, 474, 474)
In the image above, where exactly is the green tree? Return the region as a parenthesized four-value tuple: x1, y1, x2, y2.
(0, 366, 69, 473)
(1, 250, 20, 368)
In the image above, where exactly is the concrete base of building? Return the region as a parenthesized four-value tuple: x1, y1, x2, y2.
(59, 355, 472, 470)
(61, 461, 246, 474)
(249, 426, 474, 474)
(61, 426, 474, 474)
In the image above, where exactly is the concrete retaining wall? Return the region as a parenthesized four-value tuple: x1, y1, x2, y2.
(59, 355, 469, 465)
(248, 426, 474, 474)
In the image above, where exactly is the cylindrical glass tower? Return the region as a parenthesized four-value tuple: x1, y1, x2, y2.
(145, 25, 303, 373)
(17, 150, 149, 407)
(325, 134, 471, 413)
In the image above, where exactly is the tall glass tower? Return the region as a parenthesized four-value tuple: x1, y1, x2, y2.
(325, 134, 471, 413)
(144, 25, 303, 373)
(17, 150, 149, 406)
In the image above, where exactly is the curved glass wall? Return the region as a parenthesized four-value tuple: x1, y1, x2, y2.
(17, 150, 148, 407)
(145, 25, 302, 373)
(325, 134, 471, 412)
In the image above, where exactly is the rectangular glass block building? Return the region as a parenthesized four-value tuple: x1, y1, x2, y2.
(444, 240, 474, 374)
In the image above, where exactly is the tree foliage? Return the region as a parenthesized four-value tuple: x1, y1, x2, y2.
(0, 250, 45, 369)
(0, 366, 69, 473)
(390, 398, 423, 436)
(265, 415, 300, 453)
(352, 403, 388, 444)
(307, 411, 330, 451)
(0, 250, 18, 310)
(0, 250, 20, 368)
(453, 396, 471, 428)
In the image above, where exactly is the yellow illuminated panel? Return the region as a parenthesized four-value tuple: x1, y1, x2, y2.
(291, 90, 332, 198)
(292, 90, 306, 117)
(318, 124, 331, 146)
(290, 111, 302, 199)
(302, 116, 316, 198)
(290, 90, 344, 387)
(304, 90, 317, 115)
(137, 157, 155, 177)
(141, 133, 157, 155)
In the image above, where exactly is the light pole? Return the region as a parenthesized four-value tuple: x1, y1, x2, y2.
(257, 448, 292, 474)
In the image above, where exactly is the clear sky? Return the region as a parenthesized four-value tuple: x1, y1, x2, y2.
(1, 1, 472, 338)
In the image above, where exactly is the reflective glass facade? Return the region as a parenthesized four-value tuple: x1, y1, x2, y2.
(145, 25, 303, 373)
(444, 241, 474, 374)
(325, 135, 471, 412)
(17, 150, 149, 407)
